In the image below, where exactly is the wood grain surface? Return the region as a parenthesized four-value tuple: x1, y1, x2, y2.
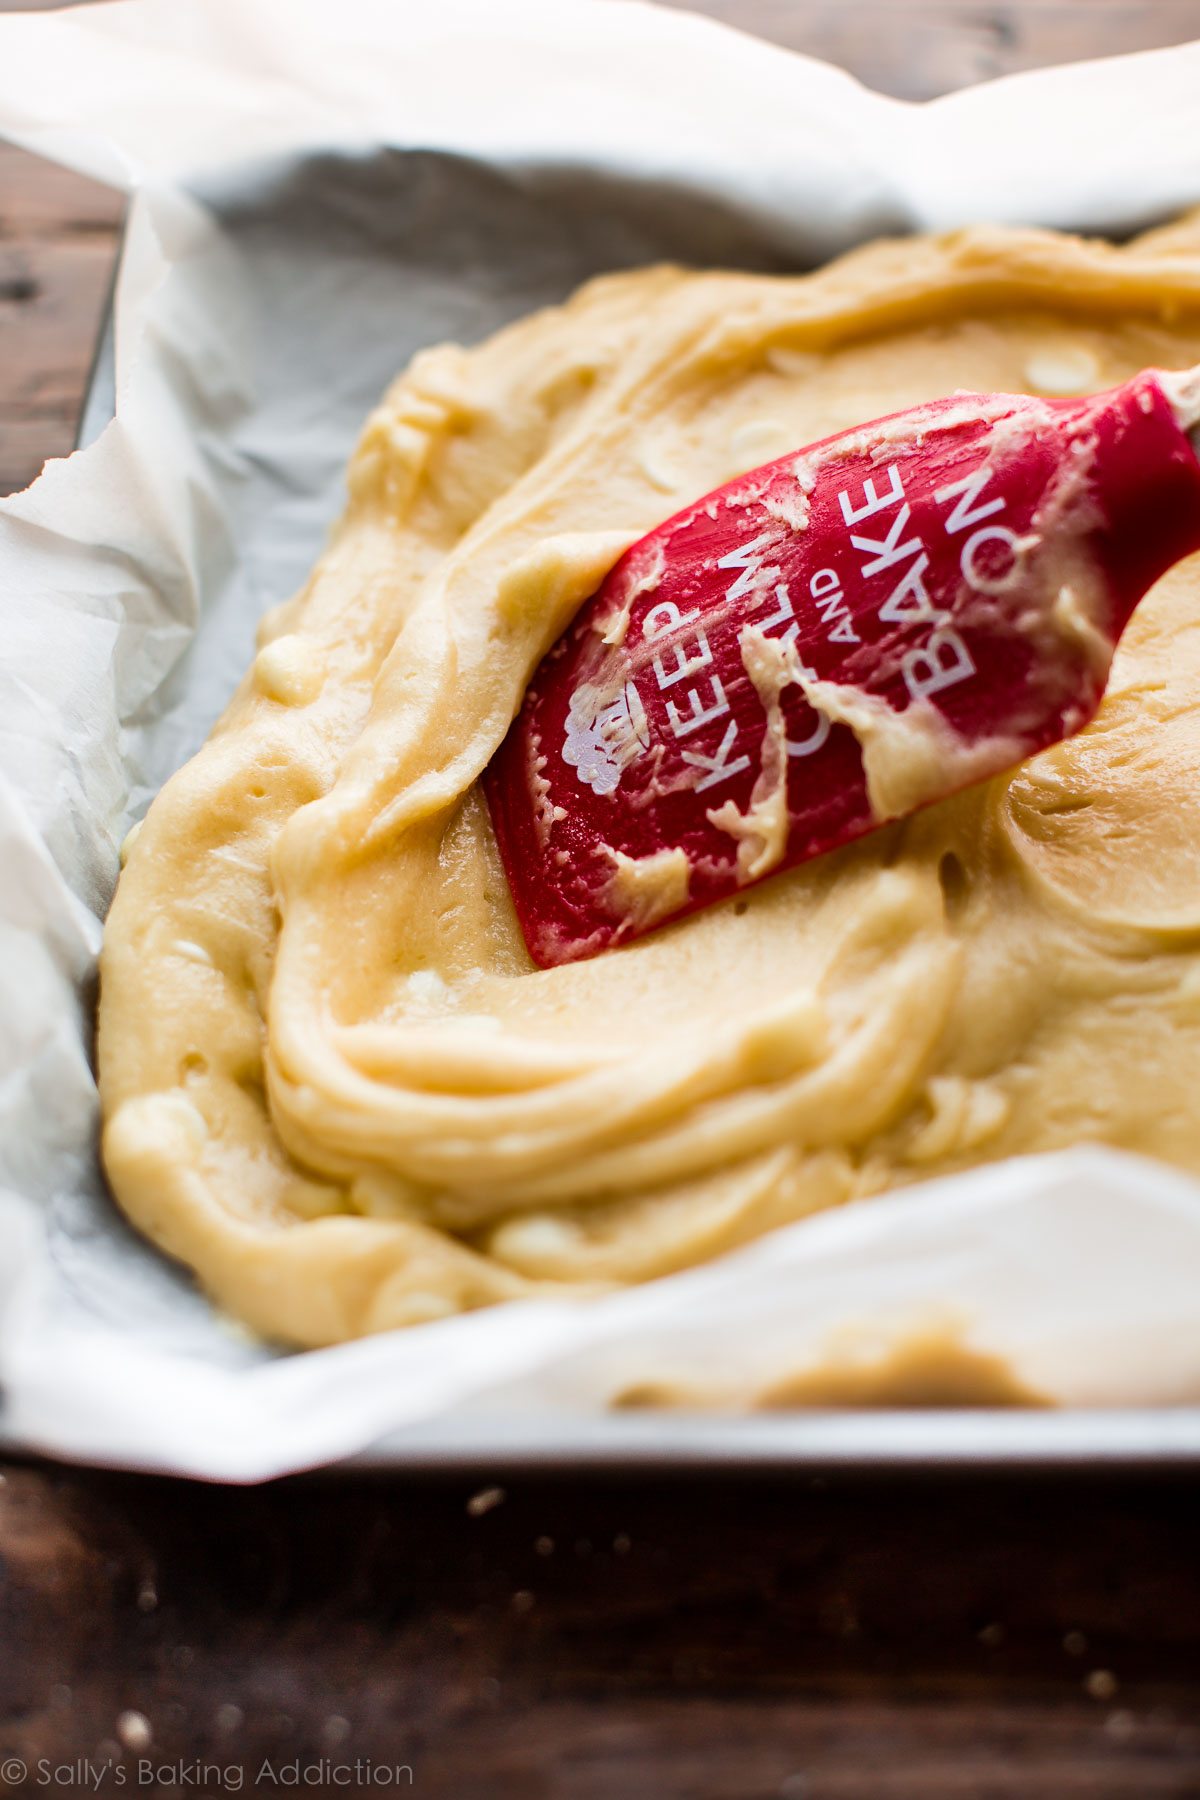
(4, 1464, 1200, 1797)
(654, 0, 1200, 100)
(5, 4, 1200, 1797)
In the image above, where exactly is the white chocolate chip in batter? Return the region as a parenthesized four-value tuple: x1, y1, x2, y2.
(489, 1213, 583, 1273)
(108, 1091, 209, 1159)
(383, 1289, 461, 1326)
(406, 969, 448, 1005)
(1024, 346, 1099, 396)
(253, 633, 325, 706)
(173, 939, 214, 968)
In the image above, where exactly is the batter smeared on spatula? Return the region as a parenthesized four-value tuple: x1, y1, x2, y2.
(486, 371, 1200, 965)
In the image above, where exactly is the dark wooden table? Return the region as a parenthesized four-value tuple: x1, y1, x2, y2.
(6, 4, 1200, 1795)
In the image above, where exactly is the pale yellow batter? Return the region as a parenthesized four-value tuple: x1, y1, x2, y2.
(98, 214, 1200, 1349)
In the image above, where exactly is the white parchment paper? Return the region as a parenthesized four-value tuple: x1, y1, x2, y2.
(3, 0, 1200, 1480)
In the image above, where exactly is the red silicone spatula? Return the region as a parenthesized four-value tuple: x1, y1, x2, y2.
(484, 369, 1200, 967)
